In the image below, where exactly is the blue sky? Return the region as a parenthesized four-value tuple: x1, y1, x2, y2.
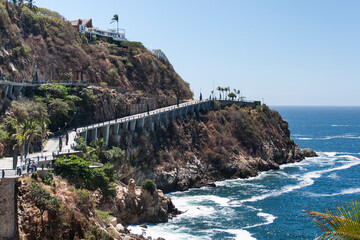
(36, 0, 360, 106)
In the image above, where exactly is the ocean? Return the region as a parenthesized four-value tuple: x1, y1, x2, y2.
(129, 106, 360, 239)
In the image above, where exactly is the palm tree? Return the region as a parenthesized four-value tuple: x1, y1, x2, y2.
(24, 120, 40, 157)
(26, 0, 37, 12)
(217, 86, 222, 99)
(13, 123, 27, 163)
(237, 90, 241, 100)
(111, 14, 119, 33)
(90, 138, 106, 162)
(306, 200, 360, 240)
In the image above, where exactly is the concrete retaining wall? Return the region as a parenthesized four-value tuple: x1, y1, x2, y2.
(0, 178, 17, 239)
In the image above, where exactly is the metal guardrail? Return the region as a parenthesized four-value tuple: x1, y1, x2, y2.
(0, 149, 81, 180)
(76, 100, 209, 133)
(0, 77, 89, 86)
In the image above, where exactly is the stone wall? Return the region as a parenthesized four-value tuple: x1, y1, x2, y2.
(0, 178, 17, 239)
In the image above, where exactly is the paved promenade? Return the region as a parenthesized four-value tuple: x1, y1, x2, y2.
(0, 130, 77, 178)
(76, 100, 204, 133)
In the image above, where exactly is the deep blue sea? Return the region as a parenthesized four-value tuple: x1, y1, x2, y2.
(130, 106, 360, 239)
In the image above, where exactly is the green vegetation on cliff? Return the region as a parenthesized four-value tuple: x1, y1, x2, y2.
(0, 0, 192, 98)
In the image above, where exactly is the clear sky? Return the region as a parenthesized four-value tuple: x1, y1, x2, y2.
(35, 0, 360, 106)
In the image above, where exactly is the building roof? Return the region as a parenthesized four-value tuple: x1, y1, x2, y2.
(70, 19, 93, 28)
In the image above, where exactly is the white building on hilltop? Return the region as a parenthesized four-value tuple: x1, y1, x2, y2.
(71, 19, 127, 42)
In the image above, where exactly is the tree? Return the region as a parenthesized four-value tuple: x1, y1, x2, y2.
(306, 200, 360, 240)
(48, 98, 70, 131)
(110, 14, 119, 33)
(228, 92, 236, 101)
(91, 138, 107, 162)
(26, 0, 37, 12)
(217, 87, 222, 100)
(24, 120, 40, 157)
(225, 87, 230, 100)
(237, 90, 241, 100)
(104, 146, 125, 164)
(13, 122, 27, 163)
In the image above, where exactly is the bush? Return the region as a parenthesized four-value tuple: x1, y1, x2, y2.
(104, 146, 125, 164)
(141, 179, 156, 194)
(75, 188, 93, 210)
(29, 180, 60, 226)
(213, 100, 222, 111)
(37, 83, 69, 99)
(42, 172, 54, 185)
(55, 155, 116, 197)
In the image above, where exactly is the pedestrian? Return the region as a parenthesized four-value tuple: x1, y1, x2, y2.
(34, 161, 38, 172)
(16, 166, 22, 176)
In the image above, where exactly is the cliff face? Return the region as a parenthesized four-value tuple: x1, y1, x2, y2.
(115, 105, 316, 192)
(17, 175, 174, 239)
(0, 1, 192, 99)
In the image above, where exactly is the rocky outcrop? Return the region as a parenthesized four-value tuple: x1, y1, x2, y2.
(16, 176, 168, 240)
(97, 179, 180, 225)
(116, 105, 317, 193)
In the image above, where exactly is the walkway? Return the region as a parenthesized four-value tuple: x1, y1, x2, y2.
(76, 100, 212, 146)
(0, 77, 88, 87)
(0, 130, 78, 179)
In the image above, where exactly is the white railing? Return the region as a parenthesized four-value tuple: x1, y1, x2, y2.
(76, 100, 209, 133)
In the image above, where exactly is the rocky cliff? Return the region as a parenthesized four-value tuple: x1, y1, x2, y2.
(17, 175, 174, 239)
(115, 104, 316, 192)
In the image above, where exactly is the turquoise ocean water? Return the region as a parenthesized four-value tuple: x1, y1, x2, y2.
(130, 106, 360, 239)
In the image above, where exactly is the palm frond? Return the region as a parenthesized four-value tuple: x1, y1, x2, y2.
(306, 200, 360, 240)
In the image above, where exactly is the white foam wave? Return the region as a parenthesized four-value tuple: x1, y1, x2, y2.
(234, 155, 360, 204)
(295, 135, 360, 141)
(241, 206, 277, 229)
(225, 229, 256, 240)
(327, 173, 339, 179)
(129, 225, 209, 240)
(297, 137, 313, 140)
(331, 125, 350, 127)
(167, 194, 231, 220)
(310, 188, 360, 197)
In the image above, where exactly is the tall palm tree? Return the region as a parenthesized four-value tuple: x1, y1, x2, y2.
(23, 120, 40, 157)
(111, 14, 119, 33)
(13, 123, 27, 163)
(26, 0, 37, 12)
(306, 200, 360, 240)
(237, 90, 241, 100)
(216, 86, 222, 99)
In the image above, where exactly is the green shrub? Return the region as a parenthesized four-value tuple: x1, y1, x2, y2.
(213, 100, 222, 111)
(29, 180, 60, 226)
(141, 179, 156, 194)
(42, 172, 54, 185)
(37, 83, 69, 99)
(55, 155, 116, 197)
(104, 146, 125, 164)
(75, 188, 93, 209)
(95, 209, 112, 221)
